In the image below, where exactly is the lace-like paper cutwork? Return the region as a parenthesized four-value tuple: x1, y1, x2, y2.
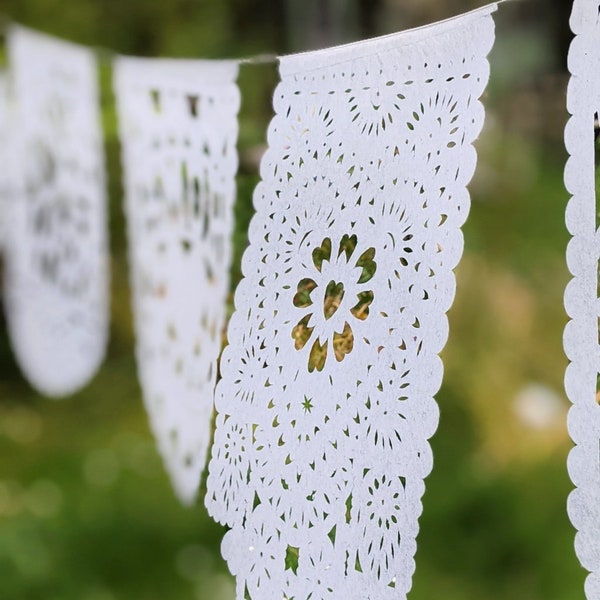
(4, 27, 109, 397)
(114, 58, 240, 504)
(206, 6, 497, 598)
(564, 2, 600, 597)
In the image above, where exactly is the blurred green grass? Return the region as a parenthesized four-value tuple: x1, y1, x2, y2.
(0, 1, 588, 598)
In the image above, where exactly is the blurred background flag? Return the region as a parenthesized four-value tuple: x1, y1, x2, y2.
(3, 26, 109, 398)
(114, 57, 240, 505)
(563, 0, 600, 597)
(206, 4, 497, 599)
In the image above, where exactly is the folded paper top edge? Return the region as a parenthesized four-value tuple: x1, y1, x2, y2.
(114, 55, 239, 85)
(8, 24, 96, 59)
(279, 2, 498, 77)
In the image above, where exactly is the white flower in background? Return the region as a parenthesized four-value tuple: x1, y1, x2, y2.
(513, 383, 565, 430)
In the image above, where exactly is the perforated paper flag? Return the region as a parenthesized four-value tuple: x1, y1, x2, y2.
(206, 5, 497, 598)
(4, 27, 109, 397)
(564, 0, 600, 596)
(114, 57, 240, 504)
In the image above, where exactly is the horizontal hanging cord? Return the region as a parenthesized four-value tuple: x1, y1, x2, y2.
(0, 0, 522, 68)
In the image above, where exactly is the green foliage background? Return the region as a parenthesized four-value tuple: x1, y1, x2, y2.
(0, 0, 585, 598)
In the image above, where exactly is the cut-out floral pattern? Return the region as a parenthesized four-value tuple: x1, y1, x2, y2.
(292, 235, 376, 371)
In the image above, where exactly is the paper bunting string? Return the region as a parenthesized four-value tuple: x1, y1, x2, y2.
(206, 4, 497, 598)
(564, 0, 600, 596)
(4, 27, 109, 397)
(114, 57, 240, 504)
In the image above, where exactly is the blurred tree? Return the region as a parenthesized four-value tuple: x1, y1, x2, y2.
(283, 0, 382, 52)
(284, 0, 359, 51)
(228, 0, 286, 54)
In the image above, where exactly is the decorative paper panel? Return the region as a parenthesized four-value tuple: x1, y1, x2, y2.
(5, 27, 109, 397)
(564, 0, 600, 596)
(114, 57, 240, 504)
(207, 5, 497, 598)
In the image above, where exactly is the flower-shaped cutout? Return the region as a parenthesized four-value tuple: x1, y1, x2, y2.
(346, 81, 407, 137)
(354, 469, 406, 583)
(26, 138, 92, 299)
(403, 91, 463, 174)
(292, 235, 376, 372)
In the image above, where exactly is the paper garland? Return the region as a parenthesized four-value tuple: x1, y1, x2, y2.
(1, 8, 598, 595)
(3, 27, 109, 397)
(564, 0, 600, 596)
(114, 57, 240, 504)
(206, 5, 497, 598)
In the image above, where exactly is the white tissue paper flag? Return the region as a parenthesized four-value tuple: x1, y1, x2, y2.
(564, 0, 600, 596)
(206, 5, 497, 598)
(4, 27, 109, 397)
(114, 57, 240, 504)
